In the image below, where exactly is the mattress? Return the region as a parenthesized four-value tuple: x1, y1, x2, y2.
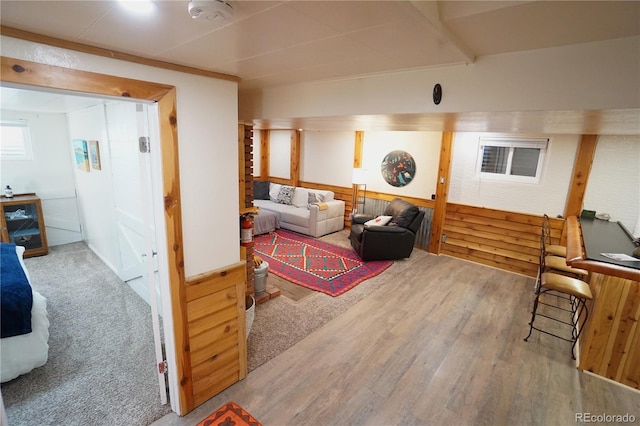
(0, 246, 50, 383)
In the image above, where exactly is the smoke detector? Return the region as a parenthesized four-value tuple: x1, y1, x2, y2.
(188, 0, 233, 22)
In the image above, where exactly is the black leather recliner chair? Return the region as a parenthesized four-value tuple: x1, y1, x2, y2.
(349, 198, 425, 261)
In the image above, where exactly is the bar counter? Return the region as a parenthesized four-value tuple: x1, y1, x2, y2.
(566, 216, 640, 390)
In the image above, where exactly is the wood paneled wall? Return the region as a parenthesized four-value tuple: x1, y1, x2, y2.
(579, 272, 640, 389)
(184, 262, 248, 408)
(441, 203, 564, 277)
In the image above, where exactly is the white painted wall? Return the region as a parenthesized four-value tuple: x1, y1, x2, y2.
(300, 130, 354, 186)
(0, 109, 81, 246)
(66, 105, 121, 272)
(269, 130, 292, 179)
(253, 130, 441, 198)
(240, 36, 640, 122)
(583, 135, 640, 234)
(449, 133, 579, 217)
(362, 131, 441, 199)
(2, 35, 239, 278)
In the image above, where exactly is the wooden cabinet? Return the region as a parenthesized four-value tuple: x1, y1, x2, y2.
(1, 194, 48, 257)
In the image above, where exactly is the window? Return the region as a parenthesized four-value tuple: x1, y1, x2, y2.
(0, 120, 33, 160)
(477, 137, 547, 183)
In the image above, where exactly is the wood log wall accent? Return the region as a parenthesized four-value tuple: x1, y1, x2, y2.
(239, 124, 255, 296)
(441, 203, 564, 277)
(564, 134, 598, 219)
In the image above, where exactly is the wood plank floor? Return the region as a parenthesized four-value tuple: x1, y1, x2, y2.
(153, 250, 640, 426)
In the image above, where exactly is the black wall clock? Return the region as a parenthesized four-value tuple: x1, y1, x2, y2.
(381, 150, 416, 187)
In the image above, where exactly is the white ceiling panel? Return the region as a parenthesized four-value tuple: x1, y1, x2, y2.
(77, 1, 220, 55)
(1, 0, 639, 134)
(444, 1, 640, 56)
(286, 0, 410, 34)
(2, 0, 638, 93)
(0, 1, 114, 39)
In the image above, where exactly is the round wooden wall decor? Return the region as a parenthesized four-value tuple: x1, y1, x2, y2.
(381, 150, 416, 187)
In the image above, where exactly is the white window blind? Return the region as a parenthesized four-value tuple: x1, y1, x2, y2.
(477, 137, 548, 182)
(0, 120, 33, 160)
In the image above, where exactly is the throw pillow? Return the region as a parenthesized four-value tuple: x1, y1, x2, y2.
(269, 183, 282, 202)
(253, 180, 270, 200)
(364, 215, 393, 227)
(292, 188, 309, 208)
(307, 192, 319, 208)
(276, 185, 295, 205)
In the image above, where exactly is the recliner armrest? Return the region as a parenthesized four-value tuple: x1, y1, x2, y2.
(351, 213, 374, 224)
(363, 225, 407, 234)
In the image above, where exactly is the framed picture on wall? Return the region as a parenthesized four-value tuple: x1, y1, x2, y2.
(381, 150, 416, 187)
(72, 139, 90, 172)
(89, 140, 101, 170)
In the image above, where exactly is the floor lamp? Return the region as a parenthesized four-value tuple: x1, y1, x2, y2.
(351, 168, 367, 214)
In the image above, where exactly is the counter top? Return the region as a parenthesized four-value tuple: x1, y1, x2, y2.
(580, 217, 640, 270)
(566, 216, 640, 281)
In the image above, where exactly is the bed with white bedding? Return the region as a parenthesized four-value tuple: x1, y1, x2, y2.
(0, 243, 50, 383)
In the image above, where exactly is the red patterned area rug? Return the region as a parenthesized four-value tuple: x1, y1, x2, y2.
(254, 229, 393, 297)
(196, 401, 262, 426)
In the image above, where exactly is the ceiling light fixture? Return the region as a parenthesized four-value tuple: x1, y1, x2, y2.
(118, 0, 157, 15)
(188, 0, 234, 23)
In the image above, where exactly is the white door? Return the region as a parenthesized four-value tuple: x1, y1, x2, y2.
(108, 102, 147, 286)
(136, 103, 169, 405)
(107, 101, 169, 404)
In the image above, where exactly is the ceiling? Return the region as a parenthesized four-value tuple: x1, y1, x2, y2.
(1, 1, 639, 133)
(1, 0, 639, 93)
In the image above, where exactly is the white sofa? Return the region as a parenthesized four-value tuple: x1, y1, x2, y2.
(253, 183, 345, 237)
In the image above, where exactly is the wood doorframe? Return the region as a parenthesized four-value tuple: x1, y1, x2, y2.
(0, 56, 188, 412)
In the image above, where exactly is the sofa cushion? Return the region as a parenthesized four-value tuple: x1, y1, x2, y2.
(254, 180, 270, 200)
(292, 188, 309, 208)
(276, 185, 295, 205)
(279, 206, 310, 227)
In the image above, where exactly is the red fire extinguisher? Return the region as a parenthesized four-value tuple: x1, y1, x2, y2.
(240, 215, 253, 246)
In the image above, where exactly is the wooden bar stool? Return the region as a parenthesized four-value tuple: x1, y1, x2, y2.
(542, 214, 589, 280)
(525, 234, 593, 359)
(543, 214, 567, 256)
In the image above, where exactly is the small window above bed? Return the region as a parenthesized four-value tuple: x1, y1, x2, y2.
(0, 120, 33, 161)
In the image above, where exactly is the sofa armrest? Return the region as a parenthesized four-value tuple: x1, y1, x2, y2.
(309, 200, 345, 219)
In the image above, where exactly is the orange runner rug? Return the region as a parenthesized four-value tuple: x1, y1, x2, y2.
(196, 402, 262, 426)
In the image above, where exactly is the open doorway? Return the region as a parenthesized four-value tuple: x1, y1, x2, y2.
(1, 84, 172, 418)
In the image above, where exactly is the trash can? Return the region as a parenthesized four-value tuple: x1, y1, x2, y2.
(254, 260, 269, 294)
(245, 295, 255, 338)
